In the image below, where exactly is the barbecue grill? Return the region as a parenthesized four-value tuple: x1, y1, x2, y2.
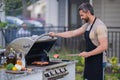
(4, 33, 76, 80)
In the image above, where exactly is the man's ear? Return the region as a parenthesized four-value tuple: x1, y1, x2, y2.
(86, 10, 91, 15)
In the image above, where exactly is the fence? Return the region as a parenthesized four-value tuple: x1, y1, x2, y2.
(0, 26, 120, 62)
(107, 27, 120, 62)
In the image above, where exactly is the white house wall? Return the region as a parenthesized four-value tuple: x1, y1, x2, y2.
(27, 0, 46, 19)
(46, 0, 58, 26)
(45, 0, 68, 27)
(0, 0, 5, 21)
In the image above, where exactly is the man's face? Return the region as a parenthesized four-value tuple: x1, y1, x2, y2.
(79, 10, 89, 22)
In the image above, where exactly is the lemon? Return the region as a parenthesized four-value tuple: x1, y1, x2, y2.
(12, 66, 18, 71)
(15, 64, 22, 71)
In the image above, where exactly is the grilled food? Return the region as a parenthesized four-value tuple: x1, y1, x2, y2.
(32, 61, 49, 65)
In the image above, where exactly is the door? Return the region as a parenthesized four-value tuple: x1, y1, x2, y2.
(68, 0, 89, 30)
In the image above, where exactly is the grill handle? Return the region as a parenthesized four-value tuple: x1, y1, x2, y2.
(34, 33, 55, 41)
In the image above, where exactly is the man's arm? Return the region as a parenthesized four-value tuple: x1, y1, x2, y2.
(49, 25, 86, 38)
(79, 37, 108, 58)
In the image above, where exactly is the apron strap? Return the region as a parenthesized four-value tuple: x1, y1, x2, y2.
(90, 17, 97, 31)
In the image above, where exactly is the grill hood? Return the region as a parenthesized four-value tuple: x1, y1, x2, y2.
(5, 34, 57, 65)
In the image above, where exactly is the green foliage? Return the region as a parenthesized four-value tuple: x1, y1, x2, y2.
(5, 0, 22, 15)
(5, 0, 32, 15)
(105, 73, 120, 80)
(76, 74, 83, 80)
(6, 63, 14, 70)
(109, 57, 118, 65)
(7, 24, 18, 28)
(0, 45, 3, 48)
(76, 66, 84, 72)
(108, 57, 120, 73)
(75, 56, 84, 66)
(0, 22, 7, 28)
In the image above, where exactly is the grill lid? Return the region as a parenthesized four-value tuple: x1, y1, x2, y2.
(5, 33, 57, 56)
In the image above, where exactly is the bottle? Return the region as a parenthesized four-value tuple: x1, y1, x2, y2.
(0, 56, 4, 68)
(7, 48, 17, 65)
(1, 56, 7, 68)
(18, 53, 26, 67)
(3, 56, 7, 68)
(21, 53, 26, 67)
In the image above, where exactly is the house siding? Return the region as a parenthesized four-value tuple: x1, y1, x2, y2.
(93, 0, 102, 19)
(93, 0, 120, 27)
(104, 0, 120, 27)
(46, 0, 58, 26)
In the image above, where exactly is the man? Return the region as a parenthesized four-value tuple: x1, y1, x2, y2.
(49, 2, 108, 80)
(16, 23, 31, 38)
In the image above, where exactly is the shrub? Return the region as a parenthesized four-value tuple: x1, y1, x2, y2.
(0, 22, 7, 28)
(107, 57, 120, 73)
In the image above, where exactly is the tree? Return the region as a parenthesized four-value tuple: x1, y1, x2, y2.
(5, 0, 32, 16)
(5, 0, 22, 16)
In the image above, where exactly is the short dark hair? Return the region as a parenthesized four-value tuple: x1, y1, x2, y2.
(78, 3, 94, 15)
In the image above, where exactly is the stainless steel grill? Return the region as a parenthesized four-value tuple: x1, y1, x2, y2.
(4, 33, 76, 80)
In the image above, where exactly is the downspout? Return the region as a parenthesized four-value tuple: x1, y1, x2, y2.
(65, 0, 68, 28)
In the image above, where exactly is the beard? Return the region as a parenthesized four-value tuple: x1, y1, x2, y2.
(84, 17, 89, 23)
(81, 17, 89, 23)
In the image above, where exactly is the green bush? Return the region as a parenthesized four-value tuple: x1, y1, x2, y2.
(105, 73, 120, 80)
(76, 66, 84, 72)
(107, 57, 120, 73)
(0, 22, 7, 28)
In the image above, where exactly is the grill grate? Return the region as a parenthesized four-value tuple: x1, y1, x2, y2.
(28, 61, 61, 67)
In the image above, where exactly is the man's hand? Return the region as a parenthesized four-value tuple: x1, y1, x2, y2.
(79, 51, 91, 58)
(49, 32, 56, 37)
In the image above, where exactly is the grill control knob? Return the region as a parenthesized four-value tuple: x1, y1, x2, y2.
(60, 68, 64, 73)
(45, 73, 49, 77)
(50, 71, 54, 76)
(44, 72, 51, 77)
(55, 70, 58, 74)
(55, 69, 60, 74)
(60, 67, 67, 73)
(64, 67, 67, 71)
(50, 70, 56, 75)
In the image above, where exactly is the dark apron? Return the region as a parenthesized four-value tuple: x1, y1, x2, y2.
(84, 18, 103, 80)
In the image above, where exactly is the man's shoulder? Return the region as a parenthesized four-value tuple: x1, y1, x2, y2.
(95, 18, 107, 28)
(96, 18, 105, 25)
